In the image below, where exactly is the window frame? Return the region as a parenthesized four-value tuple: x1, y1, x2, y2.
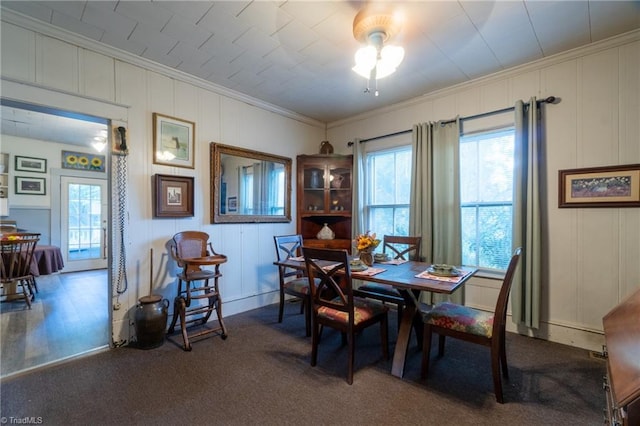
(363, 145, 412, 242)
(459, 127, 516, 273)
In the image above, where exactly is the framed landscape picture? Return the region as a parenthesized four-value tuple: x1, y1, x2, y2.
(559, 164, 640, 208)
(15, 156, 47, 173)
(153, 113, 195, 169)
(15, 176, 46, 195)
(153, 174, 194, 218)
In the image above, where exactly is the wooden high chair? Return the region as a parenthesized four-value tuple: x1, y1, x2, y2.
(167, 231, 228, 351)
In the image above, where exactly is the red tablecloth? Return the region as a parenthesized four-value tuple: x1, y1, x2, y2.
(31, 245, 64, 276)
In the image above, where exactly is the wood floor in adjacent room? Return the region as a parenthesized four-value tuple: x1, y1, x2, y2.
(0, 269, 109, 378)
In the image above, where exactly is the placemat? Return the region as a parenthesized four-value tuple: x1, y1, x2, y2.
(415, 269, 470, 283)
(352, 267, 386, 277)
(379, 259, 407, 265)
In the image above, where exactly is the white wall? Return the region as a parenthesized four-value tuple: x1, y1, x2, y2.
(1, 19, 325, 345)
(327, 31, 640, 351)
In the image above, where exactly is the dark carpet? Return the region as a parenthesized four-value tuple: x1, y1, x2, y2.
(0, 301, 605, 425)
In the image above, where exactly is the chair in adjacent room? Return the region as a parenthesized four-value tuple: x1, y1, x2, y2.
(168, 231, 228, 351)
(1, 233, 40, 309)
(273, 234, 318, 336)
(421, 247, 522, 403)
(302, 246, 389, 385)
(354, 235, 422, 327)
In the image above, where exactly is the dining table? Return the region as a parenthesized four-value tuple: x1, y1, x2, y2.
(273, 256, 477, 378)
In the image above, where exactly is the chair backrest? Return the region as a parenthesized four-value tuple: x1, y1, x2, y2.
(0, 233, 40, 282)
(273, 234, 303, 262)
(274, 234, 304, 280)
(383, 235, 422, 261)
(172, 231, 214, 272)
(492, 247, 522, 337)
(302, 247, 354, 322)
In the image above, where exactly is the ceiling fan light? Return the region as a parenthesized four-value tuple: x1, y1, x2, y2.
(380, 45, 404, 68)
(353, 45, 377, 76)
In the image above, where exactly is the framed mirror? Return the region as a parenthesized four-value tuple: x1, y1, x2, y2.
(210, 143, 292, 223)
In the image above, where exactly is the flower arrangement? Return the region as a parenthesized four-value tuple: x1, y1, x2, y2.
(354, 231, 380, 252)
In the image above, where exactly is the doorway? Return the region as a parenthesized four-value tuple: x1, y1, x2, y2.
(1, 92, 120, 378)
(61, 176, 108, 272)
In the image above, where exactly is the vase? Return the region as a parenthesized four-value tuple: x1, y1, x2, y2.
(359, 250, 374, 267)
(134, 294, 169, 349)
(320, 140, 334, 154)
(317, 223, 335, 240)
(309, 170, 321, 188)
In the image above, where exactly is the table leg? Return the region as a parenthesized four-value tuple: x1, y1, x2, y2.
(391, 289, 420, 378)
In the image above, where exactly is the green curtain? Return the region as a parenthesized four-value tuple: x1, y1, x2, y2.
(511, 98, 543, 329)
(409, 119, 462, 304)
(351, 138, 365, 251)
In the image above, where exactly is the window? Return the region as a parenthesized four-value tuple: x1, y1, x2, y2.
(460, 129, 515, 271)
(365, 147, 412, 242)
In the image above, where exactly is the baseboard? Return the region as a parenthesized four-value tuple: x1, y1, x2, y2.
(223, 291, 280, 317)
(505, 317, 605, 352)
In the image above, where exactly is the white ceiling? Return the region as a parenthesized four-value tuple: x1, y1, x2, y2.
(1, 1, 639, 137)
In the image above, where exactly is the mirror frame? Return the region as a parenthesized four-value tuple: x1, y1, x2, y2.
(210, 142, 292, 223)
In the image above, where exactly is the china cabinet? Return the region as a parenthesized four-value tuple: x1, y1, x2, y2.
(0, 153, 9, 216)
(296, 154, 352, 251)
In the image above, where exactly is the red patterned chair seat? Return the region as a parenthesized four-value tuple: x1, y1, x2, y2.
(318, 298, 388, 325)
(424, 302, 494, 338)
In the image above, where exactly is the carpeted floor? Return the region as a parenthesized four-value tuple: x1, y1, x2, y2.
(0, 301, 605, 425)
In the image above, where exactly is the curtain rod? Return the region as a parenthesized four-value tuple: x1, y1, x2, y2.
(347, 96, 557, 146)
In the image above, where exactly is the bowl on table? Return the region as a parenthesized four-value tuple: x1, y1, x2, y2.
(374, 253, 390, 262)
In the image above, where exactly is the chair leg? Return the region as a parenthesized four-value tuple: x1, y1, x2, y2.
(500, 331, 509, 379)
(438, 334, 446, 357)
(491, 346, 504, 403)
(380, 315, 389, 360)
(304, 297, 311, 337)
(176, 297, 191, 351)
(346, 330, 355, 385)
(310, 323, 319, 367)
(20, 279, 32, 309)
(278, 290, 285, 323)
(421, 324, 433, 380)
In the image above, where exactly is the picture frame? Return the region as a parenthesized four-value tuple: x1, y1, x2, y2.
(558, 164, 640, 208)
(153, 174, 194, 218)
(227, 196, 237, 212)
(153, 113, 195, 169)
(15, 156, 47, 173)
(61, 150, 106, 172)
(15, 176, 46, 195)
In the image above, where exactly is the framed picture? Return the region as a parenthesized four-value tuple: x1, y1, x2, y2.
(15, 176, 46, 195)
(153, 113, 195, 169)
(153, 174, 194, 217)
(15, 156, 47, 173)
(228, 196, 237, 212)
(61, 150, 106, 172)
(559, 164, 640, 208)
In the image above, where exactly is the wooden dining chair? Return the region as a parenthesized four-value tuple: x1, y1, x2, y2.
(355, 235, 422, 327)
(302, 246, 389, 385)
(168, 231, 228, 351)
(1, 233, 40, 309)
(273, 234, 319, 336)
(421, 247, 522, 403)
